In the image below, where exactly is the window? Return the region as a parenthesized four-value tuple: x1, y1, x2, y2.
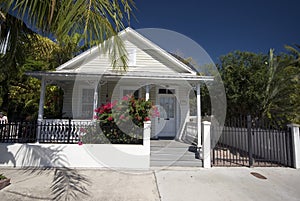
(158, 88, 175, 94)
(128, 49, 136, 66)
(159, 96, 175, 118)
(82, 89, 94, 118)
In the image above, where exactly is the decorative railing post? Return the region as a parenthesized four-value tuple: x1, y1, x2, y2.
(202, 121, 211, 168)
(67, 118, 72, 144)
(288, 124, 300, 169)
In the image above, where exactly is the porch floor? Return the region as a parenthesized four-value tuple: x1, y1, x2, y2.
(150, 140, 202, 167)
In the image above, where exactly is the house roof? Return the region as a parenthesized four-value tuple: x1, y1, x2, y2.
(55, 27, 197, 74)
(119, 27, 197, 74)
(27, 27, 214, 82)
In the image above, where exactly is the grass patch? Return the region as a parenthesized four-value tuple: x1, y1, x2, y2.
(0, 174, 7, 180)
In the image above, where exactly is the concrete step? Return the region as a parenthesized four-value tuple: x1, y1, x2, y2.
(150, 140, 202, 167)
(150, 147, 192, 154)
(150, 140, 194, 148)
(150, 152, 198, 161)
(150, 160, 202, 167)
(151, 145, 199, 154)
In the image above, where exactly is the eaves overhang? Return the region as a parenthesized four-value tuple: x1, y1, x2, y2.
(26, 71, 214, 82)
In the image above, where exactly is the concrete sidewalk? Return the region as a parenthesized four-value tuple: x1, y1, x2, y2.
(0, 167, 299, 201)
(155, 167, 300, 201)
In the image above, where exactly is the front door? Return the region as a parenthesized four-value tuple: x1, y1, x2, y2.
(157, 89, 176, 138)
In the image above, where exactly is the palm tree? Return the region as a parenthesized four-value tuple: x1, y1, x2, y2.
(0, 0, 135, 116)
(0, 2, 136, 199)
(285, 44, 300, 123)
(0, 13, 34, 64)
(262, 48, 300, 124)
(1, 0, 135, 68)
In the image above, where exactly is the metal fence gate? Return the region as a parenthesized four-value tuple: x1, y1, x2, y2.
(212, 116, 293, 167)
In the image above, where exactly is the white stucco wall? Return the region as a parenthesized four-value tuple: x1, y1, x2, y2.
(0, 122, 151, 169)
(0, 143, 149, 169)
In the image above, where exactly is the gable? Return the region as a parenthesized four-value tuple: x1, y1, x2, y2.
(56, 28, 196, 75)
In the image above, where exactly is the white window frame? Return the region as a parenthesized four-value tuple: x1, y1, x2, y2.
(128, 48, 136, 66)
(77, 84, 94, 119)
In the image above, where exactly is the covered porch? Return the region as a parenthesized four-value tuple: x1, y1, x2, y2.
(28, 71, 213, 148)
(0, 72, 214, 168)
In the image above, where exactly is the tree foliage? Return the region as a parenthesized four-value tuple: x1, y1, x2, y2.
(0, 0, 136, 120)
(3, 34, 66, 120)
(219, 51, 268, 116)
(219, 49, 300, 124)
(1, 29, 83, 120)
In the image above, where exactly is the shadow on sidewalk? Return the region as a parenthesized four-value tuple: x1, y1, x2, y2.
(12, 144, 91, 200)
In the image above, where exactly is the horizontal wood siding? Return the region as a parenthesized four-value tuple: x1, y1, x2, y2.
(76, 53, 111, 73)
(73, 40, 184, 74)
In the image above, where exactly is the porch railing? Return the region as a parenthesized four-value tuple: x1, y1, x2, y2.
(0, 119, 145, 144)
(0, 122, 37, 143)
(39, 119, 93, 143)
(182, 122, 197, 144)
(0, 119, 93, 144)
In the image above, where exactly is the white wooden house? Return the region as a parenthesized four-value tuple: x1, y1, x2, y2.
(28, 27, 213, 142)
(20, 28, 215, 168)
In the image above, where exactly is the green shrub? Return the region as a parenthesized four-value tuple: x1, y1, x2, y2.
(81, 96, 159, 144)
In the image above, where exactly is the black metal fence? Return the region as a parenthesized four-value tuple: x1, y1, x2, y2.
(0, 119, 144, 144)
(212, 116, 293, 167)
(0, 122, 37, 143)
(0, 120, 92, 144)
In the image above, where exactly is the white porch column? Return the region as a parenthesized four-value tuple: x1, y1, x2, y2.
(196, 83, 202, 148)
(38, 76, 46, 123)
(93, 81, 99, 120)
(143, 121, 151, 154)
(288, 124, 300, 169)
(202, 121, 211, 168)
(145, 85, 150, 101)
(37, 76, 46, 142)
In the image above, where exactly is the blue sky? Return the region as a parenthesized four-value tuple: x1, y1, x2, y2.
(130, 0, 300, 63)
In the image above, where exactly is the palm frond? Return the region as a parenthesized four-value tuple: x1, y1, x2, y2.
(51, 168, 90, 201)
(2, 0, 136, 69)
(0, 13, 36, 70)
(285, 44, 300, 64)
(0, 10, 5, 21)
(285, 45, 300, 57)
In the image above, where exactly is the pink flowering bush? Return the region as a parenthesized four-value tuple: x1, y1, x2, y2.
(92, 96, 159, 144)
